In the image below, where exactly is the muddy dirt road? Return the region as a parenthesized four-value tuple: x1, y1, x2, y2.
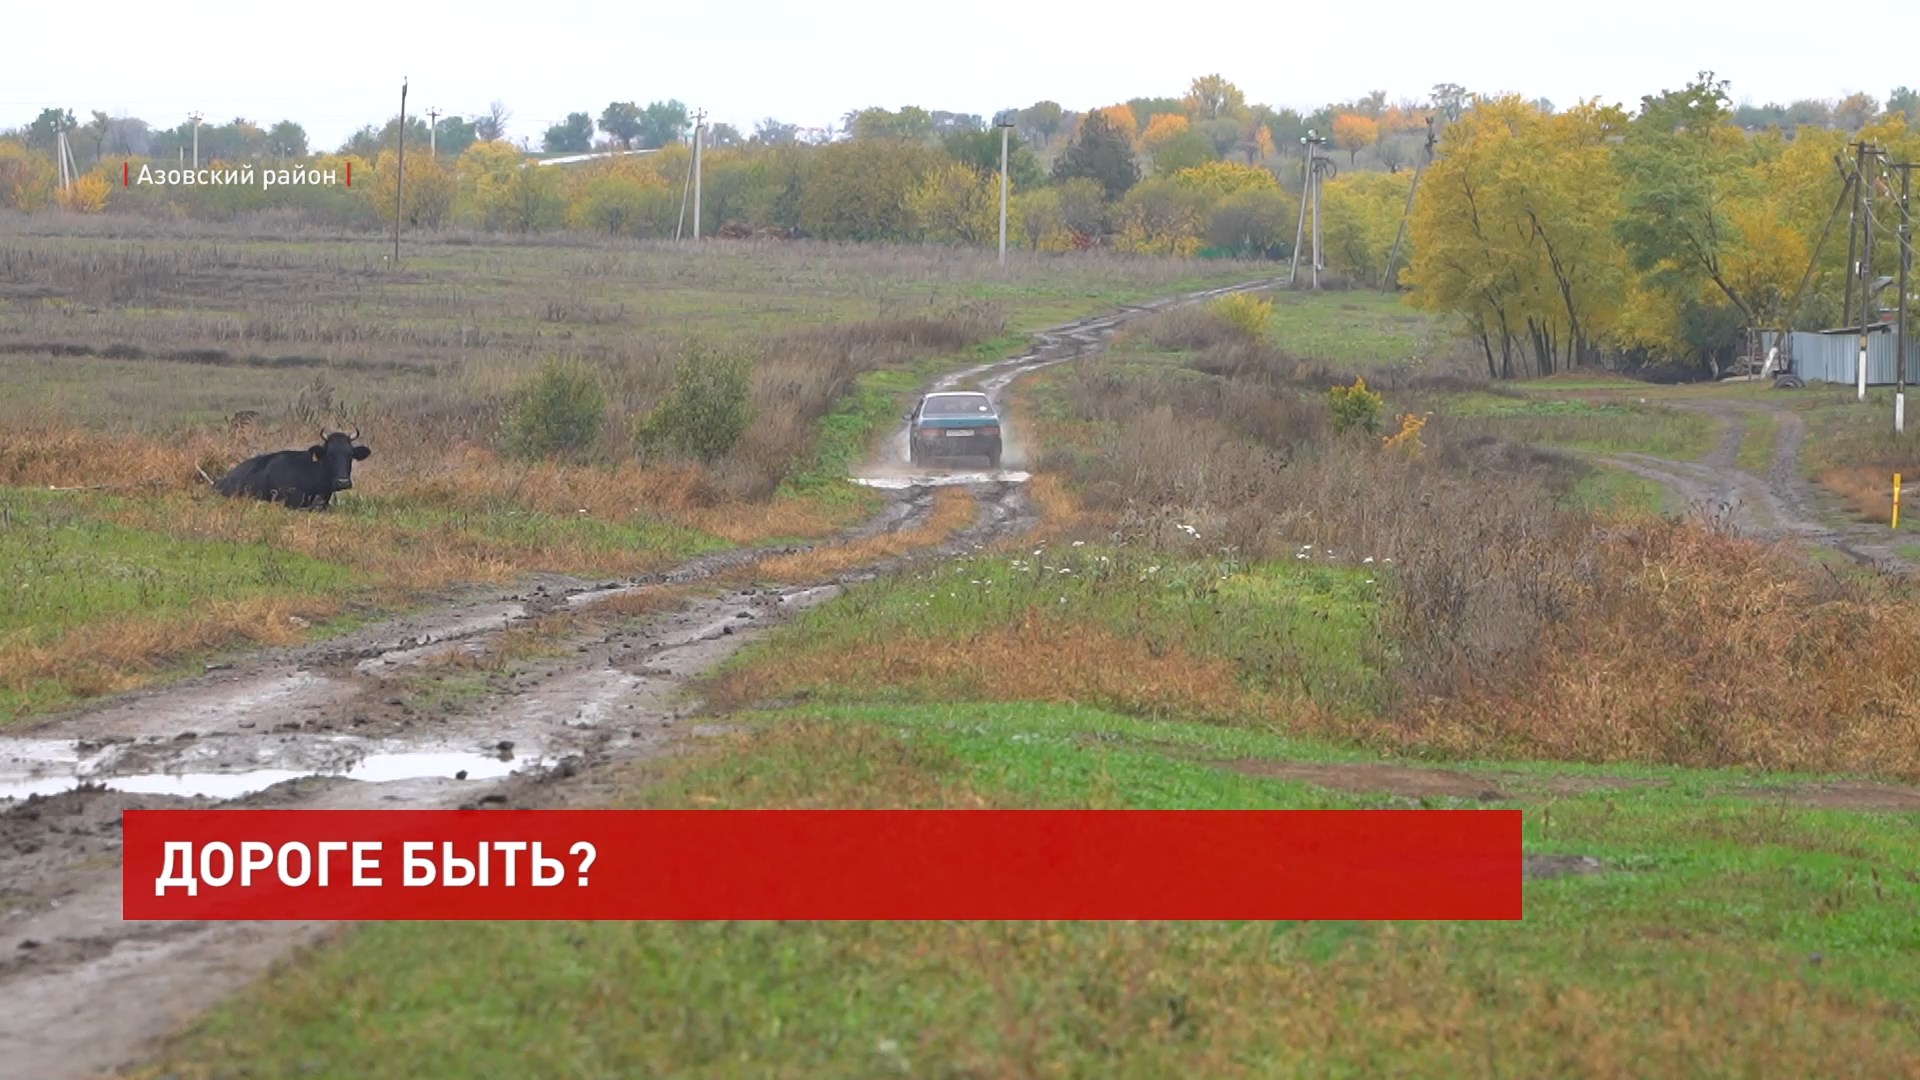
(0, 277, 1282, 1080)
(1597, 397, 1914, 574)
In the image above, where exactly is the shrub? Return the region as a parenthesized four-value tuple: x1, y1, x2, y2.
(1210, 292, 1273, 338)
(1327, 376, 1383, 435)
(502, 359, 606, 460)
(637, 346, 754, 463)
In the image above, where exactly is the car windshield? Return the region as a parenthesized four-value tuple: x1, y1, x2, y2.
(923, 396, 992, 417)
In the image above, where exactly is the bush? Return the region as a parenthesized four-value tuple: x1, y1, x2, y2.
(1327, 376, 1383, 435)
(637, 346, 754, 463)
(1210, 292, 1273, 338)
(1328, 374, 1390, 432)
(502, 359, 606, 460)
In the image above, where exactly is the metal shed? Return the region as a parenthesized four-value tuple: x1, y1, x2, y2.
(1758, 325, 1920, 385)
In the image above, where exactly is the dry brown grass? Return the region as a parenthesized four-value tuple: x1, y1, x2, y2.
(1818, 465, 1907, 524)
(738, 486, 977, 582)
(0, 593, 340, 704)
(707, 609, 1257, 720)
(1377, 519, 1920, 779)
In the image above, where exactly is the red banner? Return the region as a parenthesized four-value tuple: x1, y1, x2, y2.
(122, 810, 1522, 920)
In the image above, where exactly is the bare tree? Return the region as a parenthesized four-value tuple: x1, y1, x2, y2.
(474, 101, 512, 142)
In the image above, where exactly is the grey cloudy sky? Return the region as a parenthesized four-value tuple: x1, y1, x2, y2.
(3, 0, 1909, 149)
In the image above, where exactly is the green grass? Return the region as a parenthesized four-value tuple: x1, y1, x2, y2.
(0, 488, 354, 643)
(1260, 290, 1449, 368)
(1563, 465, 1671, 516)
(140, 702, 1920, 1080)
(1736, 408, 1780, 473)
(1444, 394, 1720, 458)
(713, 545, 1389, 717)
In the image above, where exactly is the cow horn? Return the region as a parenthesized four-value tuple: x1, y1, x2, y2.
(350, 425, 360, 442)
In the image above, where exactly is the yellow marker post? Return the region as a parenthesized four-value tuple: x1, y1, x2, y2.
(1895, 473, 1903, 531)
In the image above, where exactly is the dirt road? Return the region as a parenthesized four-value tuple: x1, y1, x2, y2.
(1597, 397, 1914, 574)
(0, 277, 1281, 1080)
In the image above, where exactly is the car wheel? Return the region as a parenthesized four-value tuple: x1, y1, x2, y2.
(988, 450, 1002, 469)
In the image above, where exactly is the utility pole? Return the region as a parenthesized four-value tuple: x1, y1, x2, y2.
(1290, 131, 1331, 289)
(1860, 145, 1877, 401)
(996, 112, 1014, 263)
(394, 77, 407, 268)
(425, 107, 441, 156)
(1844, 142, 1867, 330)
(1897, 163, 1912, 433)
(188, 112, 204, 170)
(691, 108, 706, 241)
(1380, 116, 1437, 291)
(1288, 138, 1311, 286)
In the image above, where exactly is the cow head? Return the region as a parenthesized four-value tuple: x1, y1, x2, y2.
(308, 428, 371, 491)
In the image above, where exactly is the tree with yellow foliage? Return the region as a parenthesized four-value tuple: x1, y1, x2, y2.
(0, 141, 56, 211)
(1139, 113, 1190, 153)
(1091, 104, 1139, 144)
(55, 172, 111, 214)
(910, 160, 998, 245)
(1166, 160, 1277, 199)
(1331, 114, 1379, 165)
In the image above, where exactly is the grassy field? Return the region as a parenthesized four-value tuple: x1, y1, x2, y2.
(142, 669, 1920, 1077)
(0, 221, 1258, 720)
(124, 289, 1920, 1077)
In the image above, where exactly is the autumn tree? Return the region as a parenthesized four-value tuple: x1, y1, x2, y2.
(1614, 73, 1771, 334)
(1052, 110, 1138, 200)
(1332, 114, 1379, 165)
(1139, 113, 1190, 153)
(799, 139, 936, 240)
(910, 160, 998, 244)
(1833, 92, 1880, 130)
(1184, 75, 1246, 121)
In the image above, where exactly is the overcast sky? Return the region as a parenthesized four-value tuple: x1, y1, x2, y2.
(3, 0, 1910, 150)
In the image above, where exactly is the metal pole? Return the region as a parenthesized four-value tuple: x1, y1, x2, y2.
(998, 123, 1009, 263)
(189, 112, 202, 170)
(394, 78, 407, 268)
(426, 108, 440, 156)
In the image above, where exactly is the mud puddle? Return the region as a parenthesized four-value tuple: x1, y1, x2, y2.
(0, 735, 545, 802)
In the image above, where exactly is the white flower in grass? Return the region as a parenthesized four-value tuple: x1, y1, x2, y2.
(1072, 540, 1085, 547)
(1363, 557, 1375, 564)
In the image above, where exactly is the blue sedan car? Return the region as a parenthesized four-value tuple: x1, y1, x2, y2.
(907, 391, 1002, 469)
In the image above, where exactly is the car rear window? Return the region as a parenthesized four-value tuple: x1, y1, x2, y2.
(924, 396, 992, 416)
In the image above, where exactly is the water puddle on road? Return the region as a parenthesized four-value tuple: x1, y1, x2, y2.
(0, 745, 544, 802)
(852, 471, 1030, 489)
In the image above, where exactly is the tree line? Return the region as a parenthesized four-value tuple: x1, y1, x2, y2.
(4, 74, 1916, 371)
(1406, 74, 1919, 376)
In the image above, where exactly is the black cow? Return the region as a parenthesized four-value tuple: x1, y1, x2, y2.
(213, 430, 371, 509)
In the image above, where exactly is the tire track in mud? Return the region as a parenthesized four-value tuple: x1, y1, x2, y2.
(1596, 398, 1914, 575)
(0, 278, 1280, 1080)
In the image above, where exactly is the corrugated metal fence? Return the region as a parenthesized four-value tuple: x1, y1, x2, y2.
(1758, 330, 1920, 384)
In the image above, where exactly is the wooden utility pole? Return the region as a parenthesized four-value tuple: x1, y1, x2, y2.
(691, 108, 706, 241)
(1380, 116, 1438, 291)
(394, 78, 407, 268)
